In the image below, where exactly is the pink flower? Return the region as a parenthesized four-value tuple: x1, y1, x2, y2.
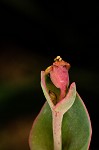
(49, 56, 70, 100)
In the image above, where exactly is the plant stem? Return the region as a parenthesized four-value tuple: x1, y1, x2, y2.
(52, 110, 63, 150)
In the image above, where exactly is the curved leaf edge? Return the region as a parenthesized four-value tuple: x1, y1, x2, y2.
(29, 92, 92, 150)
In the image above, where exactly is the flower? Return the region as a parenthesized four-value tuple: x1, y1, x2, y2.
(50, 56, 70, 100)
(45, 56, 70, 101)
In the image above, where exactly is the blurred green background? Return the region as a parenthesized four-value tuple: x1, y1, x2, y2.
(0, 0, 99, 150)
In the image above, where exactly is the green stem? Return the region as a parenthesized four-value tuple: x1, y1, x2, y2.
(52, 110, 63, 150)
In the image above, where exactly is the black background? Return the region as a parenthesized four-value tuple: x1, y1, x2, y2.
(0, 0, 99, 150)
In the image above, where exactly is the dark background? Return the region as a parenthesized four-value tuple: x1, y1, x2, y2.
(0, 0, 99, 150)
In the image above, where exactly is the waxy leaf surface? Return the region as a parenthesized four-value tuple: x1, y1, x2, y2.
(29, 93, 91, 150)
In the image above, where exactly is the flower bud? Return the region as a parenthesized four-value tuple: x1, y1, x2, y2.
(50, 56, 70, 100)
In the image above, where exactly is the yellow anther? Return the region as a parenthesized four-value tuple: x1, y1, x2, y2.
(54, 56, 62, 62)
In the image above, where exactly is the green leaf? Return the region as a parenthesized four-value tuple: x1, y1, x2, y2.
(29, 93, 92, 150)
